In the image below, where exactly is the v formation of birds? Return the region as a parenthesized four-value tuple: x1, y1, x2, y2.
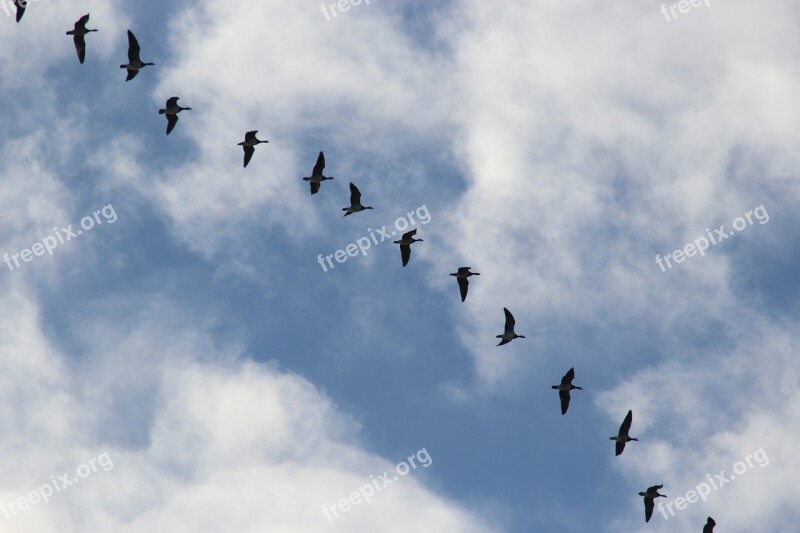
(13, 6, 720, 530)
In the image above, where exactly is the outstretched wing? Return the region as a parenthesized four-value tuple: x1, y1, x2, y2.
(312, 151, 325, 177)
(349, 182, 361, 206)
(644, 497, 654, 522)
(457, 277, 468, 302)
(561, 367, 575, 386)
(73, 35, 86, 64)
(125, 69, 138, 81)
(619, 410, 633, 436)
(310, 181, 321, 195)
(243, 146, 254, 168)
(503, 307, 515, 331)
(127, 30, 141, 63)
(615, 441, 625, 456)
(166, 114, 178, 135)
(15, 2, 25, 23)
(400, 245, 411, 267)
(559, 390, 570, 415)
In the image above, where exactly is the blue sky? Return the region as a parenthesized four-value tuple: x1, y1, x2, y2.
(0, 1, 798, 532)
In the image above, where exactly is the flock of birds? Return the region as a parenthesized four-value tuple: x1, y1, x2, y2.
(10, 3, 724, 530)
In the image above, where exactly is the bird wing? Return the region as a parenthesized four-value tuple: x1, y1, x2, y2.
(457, 277, 468, 302)
(77, 13, 90, 29)
(559, 390, 570, 415)
(349, 182, 361, 206)
(620, 410, 633, 436)
(127, 30, 141, 62)
(312, 151, 325, 177)
(243, 146, 255, 168)
(458, 266, 470, 274)
(703, 517, 716, 533)
(503, 307, 515, 332)
(400, 244, 411, 266)
(73, 34, 86, 64)
(245, 130, 258, 143)
(615, 441, 625, 456)
(644, 497, 654, 522)
(15, 3, 25, 23)
(166, 114, 178, 135)
(402, 228, 417, 240)
(166, 96, 180, 107)
(125, 69, 138, 81)
(561, 367, 575, 386)
(310, 181, 321, 195)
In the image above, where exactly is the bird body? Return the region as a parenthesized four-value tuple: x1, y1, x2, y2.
(342, 182, 372, 216)
(120, 30, 154, 81)
(496, 307, 525, 345)
(610, 410, 638, 456)
(393, 229, 423, 266)
(238, 130, 269, 167)
(551, 367, 583, 415)
(158, 97, 192, 135)
(66, 14, 98, 64)
(303, 151, 334, 194)
(449, 267, 480, 302)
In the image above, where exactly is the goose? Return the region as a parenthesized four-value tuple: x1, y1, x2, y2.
(449, 267, 480, 302)
(238, 130, 269, 168)
(393, 228, 422, 267)
(303, 151, 334, 194)
(610, 410, 638, 456)
(66, 14, 97, 64)
(120, 30, 154, 81)
(703, 517, 716, 533)
(639, 485, 666, 523)
(14, 0, 24, 23)
(552, 367, 583, 415)
(342, 182, 372, 216)
(159, 97, 192, 135)
(496, 307, 525, 346)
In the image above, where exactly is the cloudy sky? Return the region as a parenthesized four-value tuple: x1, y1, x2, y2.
(0, 0, 798, 531)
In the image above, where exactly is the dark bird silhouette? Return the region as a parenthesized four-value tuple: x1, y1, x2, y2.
(14, 0, 24, 23)
(159, 97, 192, 135)
(496, 307, 525, 346)
(703, 517, 716, 533)
(66, 14, 97, 64)
(120, 30, 154, 81)
(551, 367, 583, 415)
(610, 410, 638, 456)
(237, 130, 269, 168)
(449, 267, 480, 302)
(342, 182, 372, 216)
(393, 229, 422, 267)
(303, 151, 334, 194)
(639, 485, 666, 523)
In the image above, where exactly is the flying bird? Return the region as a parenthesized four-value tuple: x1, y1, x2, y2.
(237, 130, 269, 168)
(14, 0, 24, 23)
(496, 307, 525, 346)
(449, 267, 480, 302)
(638, 485, 666, 523)
(158, 97, 192, 135)
(703, 517, 716, 533)
(551, 367, 583, 415)
(393, 229, 422, 267)
(303, 151, 334, 194)
(120, 30, 154, 81)
(342, 182, 373, 216)
(66, 14, 98, 64)
(610, 410, 638, 456)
